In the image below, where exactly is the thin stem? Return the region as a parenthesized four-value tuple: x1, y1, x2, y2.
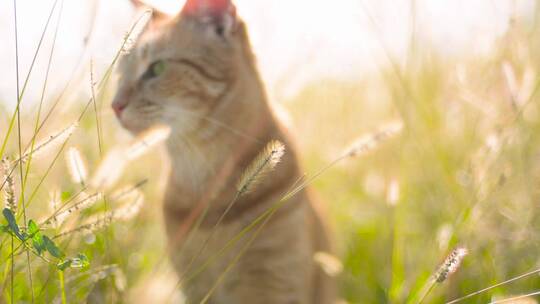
(12, 0, 35, 301)
(201, 207, 273, 303)
(488, 291, 540, 304)
(22, 0, 64, 192)
(416, 280, 436, 304)
(0, 0, 60, 160)
(180, 156, 344, 284)
(90, 61, 103, 156)
(178, 192, 242, 280)
(389, 204, 403, 303)
(446, 268, 540, 304)
(58, 270, 67, 304)
(10, 11, 153, 215)
(10, 235, 14, 304)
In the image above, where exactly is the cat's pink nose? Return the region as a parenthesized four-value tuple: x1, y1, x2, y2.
(112, 97, 129, 117)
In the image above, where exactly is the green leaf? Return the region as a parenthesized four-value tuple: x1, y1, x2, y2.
(3, 208, 24, 240)
(32, 234, 46, 255)
(43, 236, 64, 259)
(27, 220, 45, 254)
(27, 220, 39, 236)
(57, 260, 72, 271)
(0, 225, 8, 233)
(72, 253, 90, 269)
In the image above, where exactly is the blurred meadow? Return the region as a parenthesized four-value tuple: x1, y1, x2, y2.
(1, 0, 540, 303)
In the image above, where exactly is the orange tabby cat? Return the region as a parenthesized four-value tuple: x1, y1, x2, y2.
(113, 0, 335, 303)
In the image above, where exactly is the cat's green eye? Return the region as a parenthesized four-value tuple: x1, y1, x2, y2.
(143, 60, 166, 80)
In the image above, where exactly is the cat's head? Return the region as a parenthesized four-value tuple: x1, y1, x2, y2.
(113, 0, 259, 137)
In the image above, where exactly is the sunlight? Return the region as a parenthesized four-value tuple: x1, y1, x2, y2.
(0, 1, 539, 303)
(0, 0, 533, 107)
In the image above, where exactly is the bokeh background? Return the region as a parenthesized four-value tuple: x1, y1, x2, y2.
(0, 0, 539, 303)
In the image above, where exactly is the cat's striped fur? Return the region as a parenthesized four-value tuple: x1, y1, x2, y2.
(113, 0, 335, 303)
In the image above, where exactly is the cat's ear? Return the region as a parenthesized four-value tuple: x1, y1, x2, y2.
(129, 0, 169, 23)
(181, 0, 237, 36)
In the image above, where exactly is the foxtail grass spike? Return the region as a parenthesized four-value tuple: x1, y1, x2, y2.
(435, 247, 468, 283)
(55, 192, 144, 238)
(236, 141, 285, 195)
(343, 122, 403, 158)
(48, 192, 103, 226)
(113, 191, 144, 221)
(2, 158, 17, 212)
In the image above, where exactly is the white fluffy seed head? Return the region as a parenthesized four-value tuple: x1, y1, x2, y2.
(57, 190, 144, 238)
(127, 125, 171, 160)
(113, 191, 144, 221)
(48, 192, 103, 227)
(90, 148, 127, 190)
(343, 122, 403, 158)
(20, 122, 78, 163)
(66, 147, 88, 186)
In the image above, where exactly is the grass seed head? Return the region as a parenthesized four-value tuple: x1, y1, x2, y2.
(49, 192, 103, 226)
(2, 158, 17, 212)
(435, 247, 468, 283)
(343, 122, 403, 158)
(236, 140, 286, 195)
(19, 122, 78, 163)
(113, 191, 144, 221)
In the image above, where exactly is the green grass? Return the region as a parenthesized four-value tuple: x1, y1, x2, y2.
(1, 2, 540, 303)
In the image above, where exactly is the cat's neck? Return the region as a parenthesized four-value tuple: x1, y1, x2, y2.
(165, 107, 280, 204)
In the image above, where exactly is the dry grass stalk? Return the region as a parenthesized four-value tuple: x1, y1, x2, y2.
(113, 191, 144, 221)
(66, 147, 88, 186)
(48, 192, 103, 227)
(342, 122, 403, 158)
(434, 247, 468, 283)
(489, 293, 540, 304)
(56, 191, 144, 238)
(47, 190, 61, 228)
(502, 62, 519, 108)
(2, 158, 17, 212)
(19, 122, 78, 163)
(127, 125, 171, 160)
(55, 215, 113, 239)
(110, 182, 146, 202)
(121, 9, 153, 54)
(236, 140, 285, 195)
(48, 190, 60, 214)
